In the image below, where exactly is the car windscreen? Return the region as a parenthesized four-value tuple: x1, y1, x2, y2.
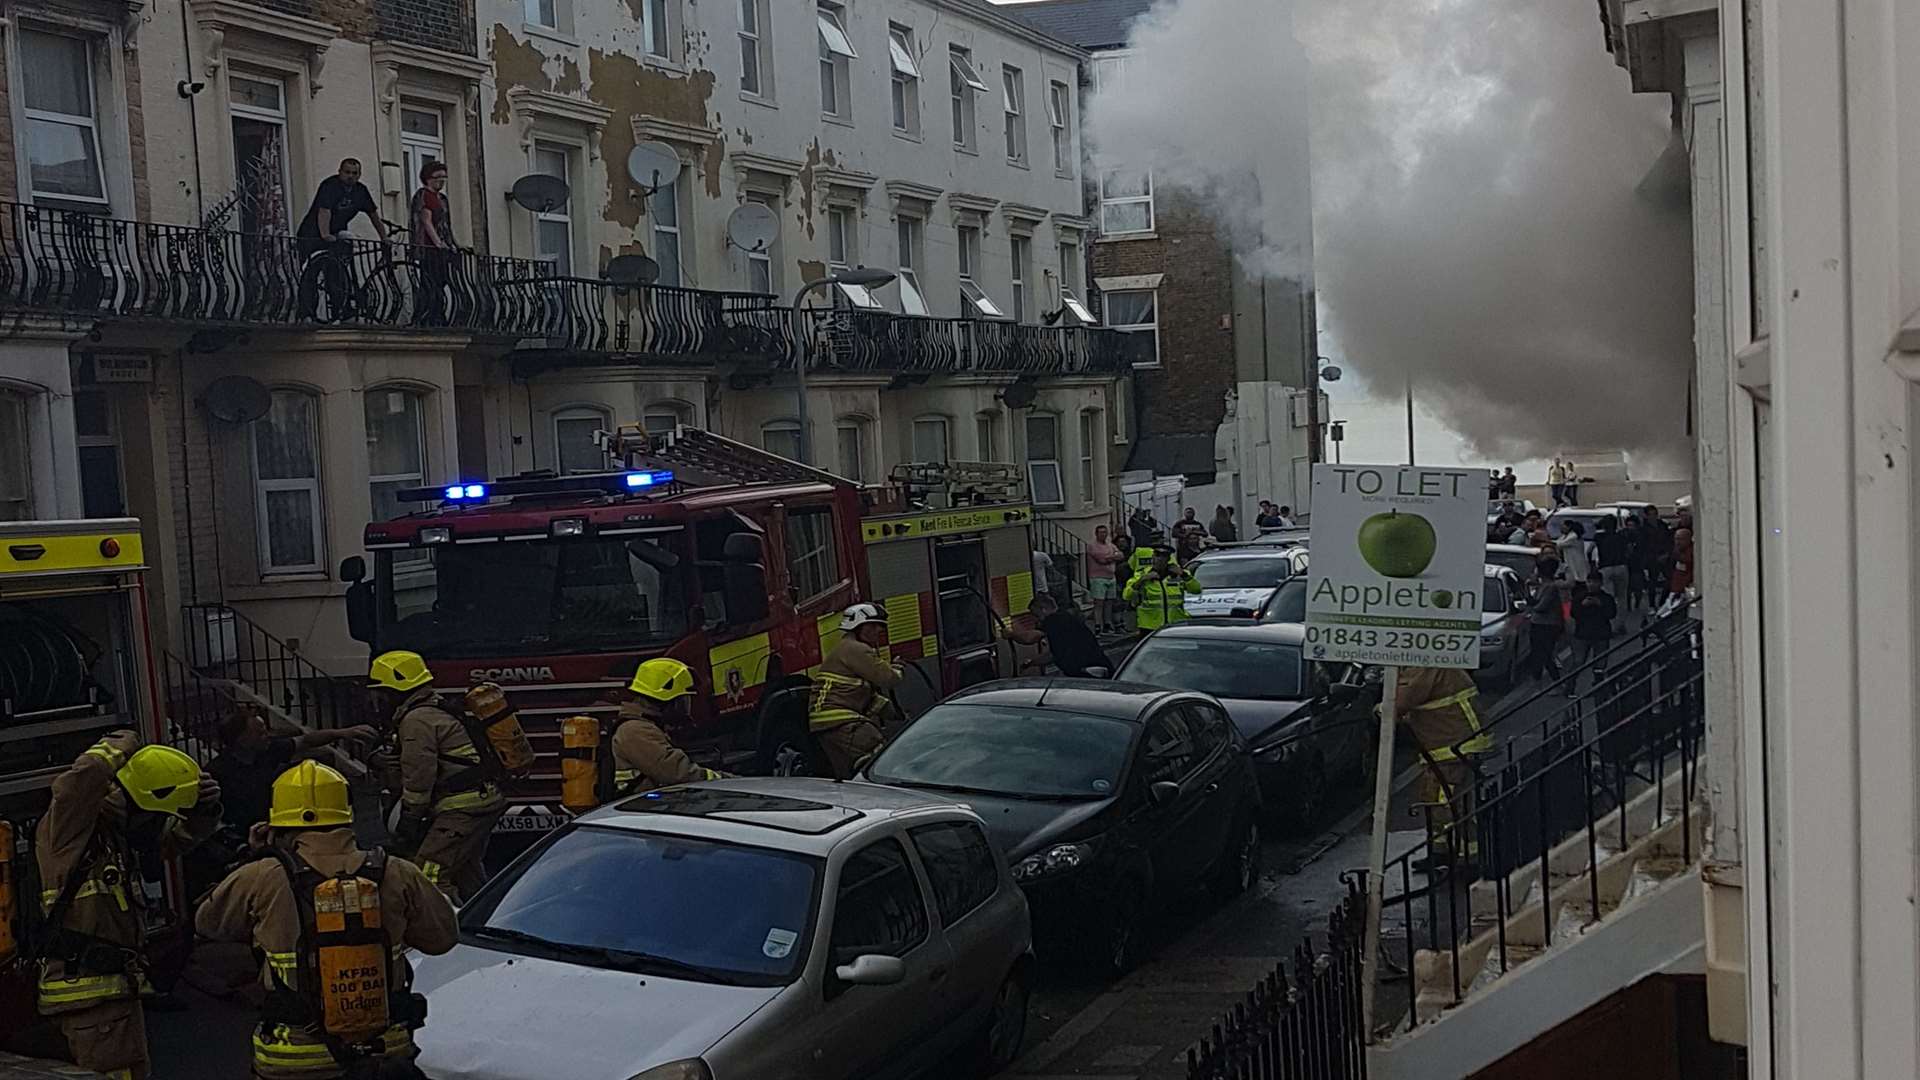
(867, 704, 1133, 799)
(1190, 556, 1295, 590)
(460, 825, 819, 986)
(1485, 550, 1537, 581)
(1117, 635, 1305, 700)
(1259, 579, 1309, 623)
(375, 532, 688, 658)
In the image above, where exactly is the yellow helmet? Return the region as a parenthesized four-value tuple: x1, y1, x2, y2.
(117, 745, 203, 819)
(269, 760, 353, 828)
(629, 658, 695, 702)
(369, 650, 433, 692)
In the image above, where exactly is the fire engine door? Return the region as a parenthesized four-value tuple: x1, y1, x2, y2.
(934, 538, 1000, 694)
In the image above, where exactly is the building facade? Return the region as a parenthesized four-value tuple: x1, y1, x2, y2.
(0, 0, 1135, 677)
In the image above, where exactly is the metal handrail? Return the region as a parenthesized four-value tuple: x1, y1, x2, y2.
(176, 603, 370, 736)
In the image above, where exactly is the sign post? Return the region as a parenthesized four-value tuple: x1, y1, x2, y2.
(1304, 463, 1486, 1041)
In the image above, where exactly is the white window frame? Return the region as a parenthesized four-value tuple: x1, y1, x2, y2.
(1048, 81, 1072, 176)
(1078, 408, 1102, 505)
(228, 70, 293, 232)
(762, 418, 802, 461)
(743, 190, 779, 294)
(835, 416, 869, 481)
(73, 387, 124, 518)
(532, 141, 575, 274)
(1009, 234, 1031, 323)
(1104, 288, 1160, 367)
(912, 416, 950, 465)
(1002, 66, 1026, 165)
(818, 3, 855, 121)
(975, 410, 999, 463)
(0, 390, 33, 521)
(956, 224, 1003, 319)
(553, 405, 610, 474)
(1092, 53, 1130, 93)
(642, 0, 673, 61)
(398, 105, 446, 201)
(1100, 168, 1155, 235)
(896, 215, 928, 316)
(949, 47, 985, 151)
(1026, 412, 1064, 510)
(889, 25, 921, 136)
(827, 205, 854, 269)
(739, 0, 769, 98)
(1058, 239, 1093, 323)
(650, 164, 685, 287)
(523, 0, 561, 31)
(366, 387, 428, 534)
(252, 389, 324, 575)
(19, 29, 108, 205)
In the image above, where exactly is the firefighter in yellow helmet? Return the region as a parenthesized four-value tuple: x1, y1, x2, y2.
(1395, 665, 1493, 869)
(608, 658, 726, 797)
(35, 732, 223, 1079)
(366, 650, 504, 903)
(197, 761, 457, 1079)
(810, 603, 904, 779)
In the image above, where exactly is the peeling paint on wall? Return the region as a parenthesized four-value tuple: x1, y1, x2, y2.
(587, 48, 720, 221)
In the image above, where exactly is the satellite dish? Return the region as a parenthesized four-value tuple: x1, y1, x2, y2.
(626, 141, 682, 192)
(202, 375, 271, 425)
(1321, 365, 1343, 383)
(998, 381, 1038, 410)
(509, 173, 571, 214)
(724, 203, 778, 253)
(603, 254, 661, 287)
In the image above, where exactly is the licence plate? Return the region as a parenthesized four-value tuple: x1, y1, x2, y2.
(492, 812, 568, 834)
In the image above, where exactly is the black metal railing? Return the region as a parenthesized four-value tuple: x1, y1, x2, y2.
(1187, 872, 1368, 1080)
(1031, 515, 1092, 610)
(1381, 612, 1704, 1031)
(175, 603, 369, 737)
(803, 307, 1140, 375)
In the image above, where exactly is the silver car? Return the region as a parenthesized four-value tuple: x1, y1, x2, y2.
(1478, 565, 1533, 687)
(412, 778, 1034, 1080)
(1183, 546, 1310, 618)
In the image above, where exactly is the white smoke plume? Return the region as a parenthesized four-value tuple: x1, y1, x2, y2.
(1078, 0, 1695, 469)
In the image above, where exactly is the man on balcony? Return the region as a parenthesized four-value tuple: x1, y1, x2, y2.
(294, 158, 392, 319)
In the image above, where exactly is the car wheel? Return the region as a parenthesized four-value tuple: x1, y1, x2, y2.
(1281, 752, 1328, 833)
(1090, 883, 1149, 978)
(973, 966, 1031, 1075)
(1209, 815, 1263, 901)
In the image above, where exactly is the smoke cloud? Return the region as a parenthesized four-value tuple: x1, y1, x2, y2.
(1077, 0, 1695, 470)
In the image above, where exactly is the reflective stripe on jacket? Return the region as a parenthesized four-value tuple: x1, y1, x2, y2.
(809, 637, 902, 732)
(1396, 668, 1493, 761)
(392, 691, 504, 817)
(1124, 567, 1200, 631)
(610, 702, 721, 795)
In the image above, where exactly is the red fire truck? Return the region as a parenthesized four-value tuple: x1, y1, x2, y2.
(343, 427, 1041, 834)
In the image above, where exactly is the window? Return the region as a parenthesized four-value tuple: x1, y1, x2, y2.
(554, 407, 608, 474)
(835, 418, 866, 481)
(532, 143, 574, 273)
(643, 401, 690, 433)
(75, 389, 123, 518)
(784, 506, 840, 600)
(827, 206, 853, 269)
(1047, 80, 1071, 175)
(1100, 169, 1154, 234)
(0, 392, 31, 521)
(889, 25, 920, 135)
(1105, 289, 1159, 366)
(229, 72, 291, 235)
(909, 822, 998, 927)
(738, 0, 768, 96)
(1059, 241, 1093, 323)
(1009, 235, 1031, 323)
(896, 216, 928, 315)
(642, 0, 672, 60)
(1026, 413, 1062, 509)
(1002, 66, 1026, 164)
(1184, 703, 1230, 757)
(20, 30, 106, 203)
(744, 191, 778, 294)
(975, 411, 999, 461)
(1092, 54, 1131, 93)
(1141, 707, 1198, 784)
(253, 390, 323, 573)
(956, 225, 1003, 318)
(949, 47, 985, 150)
(1078, 409, 1100, 504)
(912, 417, 949, 465)
(762, 419, 801, 460)
(818, 3, 855, 120)
(650, 165, 683, 286)
(523, 0, 560, 30)
(399, 107, 445, 204)
(830, 838, 928, 963)
(366, 388, 427, 531)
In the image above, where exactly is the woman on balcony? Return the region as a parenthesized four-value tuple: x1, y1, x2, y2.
(412, 160, 458, 327)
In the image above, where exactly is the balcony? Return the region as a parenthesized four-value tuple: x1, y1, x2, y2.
(0, 201, 1142, 376)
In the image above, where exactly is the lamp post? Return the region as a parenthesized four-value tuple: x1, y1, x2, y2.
(789, 267, 898, 463)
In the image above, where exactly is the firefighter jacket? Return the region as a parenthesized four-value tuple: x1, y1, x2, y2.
(196, 827, 458, 1079)
(1124, 567, 1202, 631)
(610, 700, 721, 796)
(35, 732, 221, 1014)
(390, 688, 504, 817)
(809, 636, 902, 731)
(1395, 667, 1493, 763)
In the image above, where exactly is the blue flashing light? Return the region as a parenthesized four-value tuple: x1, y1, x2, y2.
(443, 483, 489, 502)
(463, 484, 487, 499)
(443, 484, 463, 500)
(625, 470, 673, 489)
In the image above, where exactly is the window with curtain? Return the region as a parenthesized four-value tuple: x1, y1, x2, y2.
(554, 407, 608, 474)
(0, 392, 32, 521)
(253, 390, 323, 572)
(763, 420, 802, 461)
(20, 29, 106, 203)
(1026, 413, 1062, 509)
(912, 417, 949, 465)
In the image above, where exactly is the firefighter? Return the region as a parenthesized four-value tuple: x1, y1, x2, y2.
(366, 650, 505, 903)
(35, 732, 223, 1079)
(198, 761, 457, 1079)
(608, 658, 726, 797)
(1395, 665, 1493, 870)
(810, 603, 903, 779)
(1124, 545, 1201, 631)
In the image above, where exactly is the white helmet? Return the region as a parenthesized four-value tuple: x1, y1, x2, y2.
(839, 603, 886, 632)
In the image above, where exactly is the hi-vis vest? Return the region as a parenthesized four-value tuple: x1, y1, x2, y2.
(1412, 687, 1493, 761)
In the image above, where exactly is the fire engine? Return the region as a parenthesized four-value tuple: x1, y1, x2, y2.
(344, 427, 1042, 834)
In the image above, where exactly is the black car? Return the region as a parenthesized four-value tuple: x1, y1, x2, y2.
(861, 678, 1262, 976)
(1111, 621, 1378, 828)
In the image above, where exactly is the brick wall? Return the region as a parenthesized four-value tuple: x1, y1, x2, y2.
(153, 355, 225, 605)
(373, 0, 477, 56)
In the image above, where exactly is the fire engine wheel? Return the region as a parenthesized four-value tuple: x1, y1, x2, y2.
(770, 739, 814, 778)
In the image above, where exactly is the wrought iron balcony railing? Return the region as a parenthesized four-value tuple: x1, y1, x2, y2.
(0, 201, 1138, 375)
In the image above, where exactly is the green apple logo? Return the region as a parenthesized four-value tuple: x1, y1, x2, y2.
(1432, 591, 1454, 609)
(1357, 510, 1437, 578)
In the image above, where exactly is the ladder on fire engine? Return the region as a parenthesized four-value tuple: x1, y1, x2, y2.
(604, 425, 855, 489)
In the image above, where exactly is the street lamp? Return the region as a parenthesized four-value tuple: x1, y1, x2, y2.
(789, 267, 898, 463)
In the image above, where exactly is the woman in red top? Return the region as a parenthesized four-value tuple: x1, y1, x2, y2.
(411, 160, 456, 325)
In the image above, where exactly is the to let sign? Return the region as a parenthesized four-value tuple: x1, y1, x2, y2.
(1304, 463, 1486, 669)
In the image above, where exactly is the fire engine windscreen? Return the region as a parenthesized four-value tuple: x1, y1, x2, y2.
(373, 533, 688, 657)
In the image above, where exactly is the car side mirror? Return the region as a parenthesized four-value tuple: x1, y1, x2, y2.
(833, 954, 905, 986)
(1148, 780, 1181, 806)
(344, 581, 374, 644)
(339, 555, 366, 583)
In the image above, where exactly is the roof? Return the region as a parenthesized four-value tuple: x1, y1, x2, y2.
(1000, 0, 1156, 50)
(942, 676, 1175, 722)
(579, 777, 972, 856)
(1190, 546, 1302, 563)
(1124, 433, 1217, 483)
(936, 0, 1092, 56)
